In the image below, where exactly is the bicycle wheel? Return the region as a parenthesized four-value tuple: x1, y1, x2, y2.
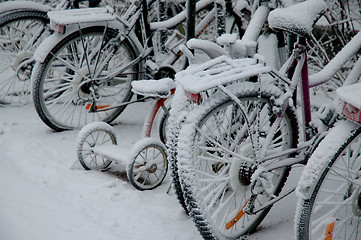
(167, 88, 195, 213)
(32, 26, 139, 131)
(127, 138, 168, 191)
(158, 106, 170, 144)
(177, 83, 299, 239)
(296, 120, 361, 240)
(77, 122, 117, 171)
(0, 9, 50, 105)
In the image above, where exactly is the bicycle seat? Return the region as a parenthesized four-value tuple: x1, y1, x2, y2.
(131, 78, 176, 98)
(268, 0, 327, 37)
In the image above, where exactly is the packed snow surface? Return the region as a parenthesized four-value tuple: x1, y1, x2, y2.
(1, 102, 301, 240)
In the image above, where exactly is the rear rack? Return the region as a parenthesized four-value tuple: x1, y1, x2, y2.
(48, 7, 116, 26)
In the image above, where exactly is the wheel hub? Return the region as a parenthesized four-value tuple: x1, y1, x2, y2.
(73, 66, 94, 99)
(238, 162, 257, 186)
(147, 164, 157, 173)
(230, 159, 257, 191)
(13, 52, 34, 81)
(229, 144, 256, 191)
(352, 186, 361, 217)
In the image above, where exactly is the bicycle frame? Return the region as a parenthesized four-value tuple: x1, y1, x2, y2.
(111, 0, 244, 77)
(271, 30, 361, 154)
(242, 35, 361, 214)
(142, 89, 175, 138)
(176, 19, 361, 216)
(61, 0, 247, 113)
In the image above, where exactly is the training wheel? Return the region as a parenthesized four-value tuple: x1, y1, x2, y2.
(77, 122, 117, 170)
(127, 138, 168, 190)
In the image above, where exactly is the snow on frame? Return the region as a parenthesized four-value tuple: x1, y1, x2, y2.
(0, 0, 51, 13)
(336, 83, 361, 110)
(174, 55, 271, 93)
(295, 120, 360, 200)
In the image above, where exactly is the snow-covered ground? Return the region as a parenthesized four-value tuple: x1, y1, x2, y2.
(0, 101, 302, 240)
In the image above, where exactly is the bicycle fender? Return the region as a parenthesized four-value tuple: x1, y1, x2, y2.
(0, 1, 51, 15)
(295, 120, 360, 200)
(33, 21, 142, 64)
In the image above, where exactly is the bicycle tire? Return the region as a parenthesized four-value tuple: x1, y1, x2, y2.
(158, 106, 170, 144)
(127, 138, 168, 191)
(77, 121, 117, 171)
(296, 120, 361, 240)
(177, 82, 299, 239)
(32, 26, 140, 131)
(0, 9, 50, 105)
(167, 88, 196, 214)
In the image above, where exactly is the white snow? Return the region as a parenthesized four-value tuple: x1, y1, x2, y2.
(149, 0, 213, 30)
(128, 137, 166, 166)
(131, 78, 176, 98)
(174, 55, 271, 93)
(242, 5, 269, 42)
(47, 7, 116, 25)
(268, 0, 327, 36)
(309, 30, 361, 87)
(0, 0, 51, 13)
(1, 102, 300, 240)
(187, 38, 230, 59)
(295, 120, 360, 200)
(336, 83, 361, 110)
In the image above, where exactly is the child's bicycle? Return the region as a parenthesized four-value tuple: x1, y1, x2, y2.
(76, 77, 175, 190)
(168, 0, 361, 239)
(295, 84, 361, 239)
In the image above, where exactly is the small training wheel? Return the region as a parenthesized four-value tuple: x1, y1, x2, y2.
(77, 122, 117, 170)
(127, 138, 168, 190)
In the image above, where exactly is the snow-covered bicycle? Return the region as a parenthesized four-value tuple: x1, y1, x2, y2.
(76, 77, 175, 190)
(295, 83, 361, 240)
(30, 0, 250, 131)
(169, 0, 361, 238)
(0, 0, 105, 105)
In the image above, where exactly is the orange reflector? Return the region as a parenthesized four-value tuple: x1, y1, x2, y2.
(225, 200, 249, 230)
(85, 103, 110, 110)
(324, 222, 335, 240)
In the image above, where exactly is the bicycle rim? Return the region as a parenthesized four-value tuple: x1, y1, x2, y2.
(298, 126, 361, 240)
(178, 89, 298, 239)
(0, 11, 49, 105)
(33, 26, 138, 131)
